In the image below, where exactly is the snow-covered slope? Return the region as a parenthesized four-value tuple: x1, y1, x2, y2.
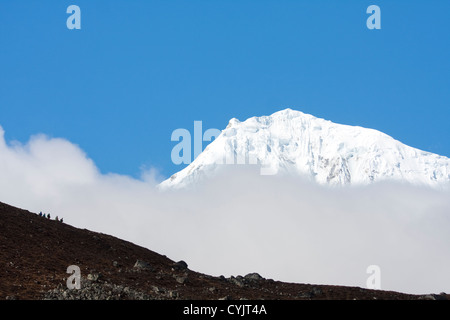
(160, 109, 450, 189)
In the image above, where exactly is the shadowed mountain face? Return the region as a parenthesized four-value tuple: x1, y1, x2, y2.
(0, 201, 445, 300)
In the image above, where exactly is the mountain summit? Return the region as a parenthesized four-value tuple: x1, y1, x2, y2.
(160, 109, 450, 189)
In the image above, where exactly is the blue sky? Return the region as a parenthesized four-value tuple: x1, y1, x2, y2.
(1, 0, 449, 179)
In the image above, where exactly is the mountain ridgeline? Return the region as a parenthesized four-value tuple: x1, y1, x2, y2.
(160, 109, 450, 189)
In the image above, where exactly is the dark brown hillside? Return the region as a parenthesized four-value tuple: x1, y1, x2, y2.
(0, 201, 446, 300)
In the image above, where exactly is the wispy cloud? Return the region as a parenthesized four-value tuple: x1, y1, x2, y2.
(0, 126, 449, 294)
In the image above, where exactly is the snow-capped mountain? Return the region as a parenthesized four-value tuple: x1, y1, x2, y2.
(160, 109, 450, 189)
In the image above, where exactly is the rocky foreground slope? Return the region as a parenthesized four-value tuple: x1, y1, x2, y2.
(0, 201, 446, 300)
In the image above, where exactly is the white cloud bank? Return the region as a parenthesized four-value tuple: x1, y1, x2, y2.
(1, 126, 449, 295)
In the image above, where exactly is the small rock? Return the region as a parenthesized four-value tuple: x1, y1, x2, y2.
(419, 294, 436, 300)
(244, 273, 264, 281)
(175, 274, 188, 284)
(152, 286, 162, 293)
(87, 273, 102, 282)
(172, 260, 188, 271)
(298, 292, 312, 299)
(229, 276, 245, 287)
(311, 287, 323, 297)
(133, 260, 153, 271)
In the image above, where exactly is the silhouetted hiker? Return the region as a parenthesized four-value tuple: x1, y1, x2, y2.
(55, 216, 59, 222)
(47, 213, 50, 219)
(60, 218, 64, 223)
(39, 212, 42, 217)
